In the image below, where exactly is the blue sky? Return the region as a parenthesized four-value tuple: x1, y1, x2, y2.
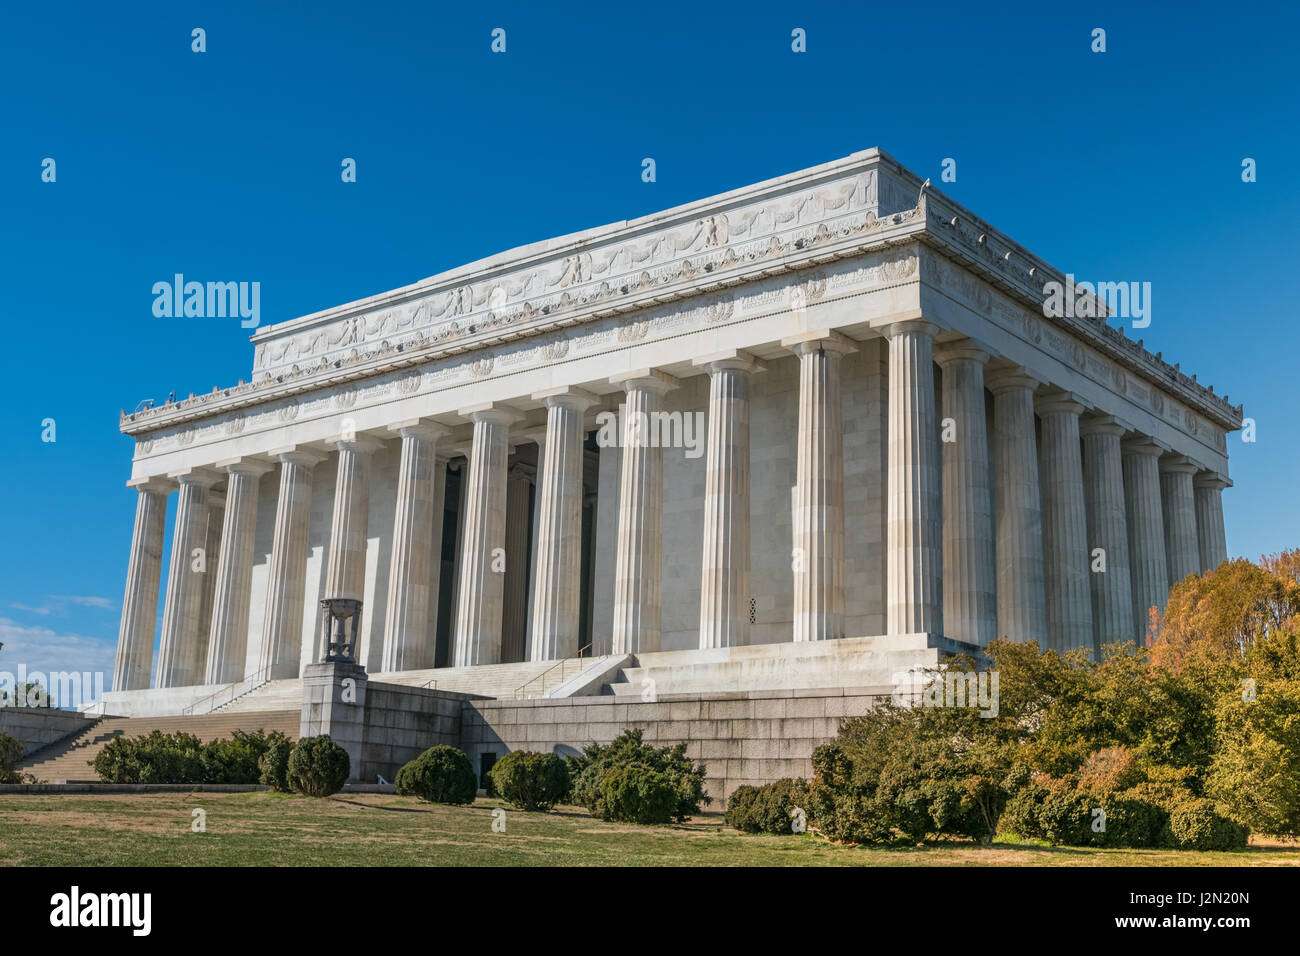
(1, 0, 1296, 683)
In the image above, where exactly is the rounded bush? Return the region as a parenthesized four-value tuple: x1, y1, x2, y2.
(395, 746, 477, 805)
(488, 750, 569, 811)
(1037, 788, 1094, 846)
(1000, 786, 1046, 841)
(259, 734, 294, 792)
(597, 763, 679, 825)
(1091, 795, 1170, 848)
(287, 735, 350, 797)
(0, 732, 25, 784)
(1169, 798, 1249, 851)
(727, 779, 809, 835)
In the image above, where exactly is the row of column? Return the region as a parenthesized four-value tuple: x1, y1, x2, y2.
(114, 320, 1234, 690)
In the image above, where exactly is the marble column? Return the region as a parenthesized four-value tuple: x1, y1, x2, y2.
(785, 332, 854, 642)
(381, 422, 449, 673)
(884, 321, 941, 636)
(520, 426, 547, 644)
(452, 405, 521, 667)
(324, 436, 383, 603)
(1122, 437, 1169, 640)
(936, 342, 996, 647)
(986, 367, 1046, 646)
(696, 351, 763, 649)
(529, 388, 597, 661)
(1160, 454, 1201, 587)
(155, 469, 220, 688)
(502, 462, 534, 663)
(195, 492, 224, 660)
(205, 458, 274, 685)
(259, 448, 325, 679)
(1036, 392, 1093, 653)
(113, 478, 172, 692)
(1194, 472, 1230, 572)
(1079, 416, 1135, 651)
(610, 371, 678, 654)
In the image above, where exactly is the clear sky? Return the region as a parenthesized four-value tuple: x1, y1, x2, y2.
(1, 0, 1296, 683)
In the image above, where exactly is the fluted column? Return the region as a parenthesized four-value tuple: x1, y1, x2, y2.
(1194, 472, 1230, 572)
(697, 351, 763, 649)
(936, 342, 995, 646)
(529, 388, 597, 661)
(784, 332, 854, 642)
(113, 478, 172, 691)
(1080, 416, 1135, 651)
(204, 459, 274, 684)
(610, 371, 678, 654)
(502, 463, 533, 663)
(324, 435, 383, 603)
(156, 469, 220, 688)
(452, 405, 521, 666)
(382, 422, 449, 672)
(259, 448, 325, 679)
(1161, 455, 1201, 587)
(884, 321, 940, 636)
(987, 367, 1046, 645)
(1036, 392, 1093, 653)
(1122, 437, 1169, 640)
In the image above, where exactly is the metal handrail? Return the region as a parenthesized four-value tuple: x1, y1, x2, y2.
(513, 643, 593, 699)
(182, 664, 274, 715)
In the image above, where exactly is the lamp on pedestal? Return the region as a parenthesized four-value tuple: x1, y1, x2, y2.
(319, 598, 363, 663)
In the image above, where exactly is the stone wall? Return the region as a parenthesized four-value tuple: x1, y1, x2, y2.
(460, 687, 889, 807)
(357, 681, 469, 783)
(0, 708, 97, 757)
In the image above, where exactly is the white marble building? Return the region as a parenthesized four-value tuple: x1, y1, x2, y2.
(110, 148, 1239, 707)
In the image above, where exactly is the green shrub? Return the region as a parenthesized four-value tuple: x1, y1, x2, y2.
(570, 730, 709, 824)
(1168, 798, 1249, 850)
(1037, 783, 1094, 846)
(1091, 795, 1171, 848)
(1000, 784, 1047, 841)
(286, 735, 349, 797)
(596, 763, 680, 825)
(488, 751, 569, 812)
(0, 732, 25, 784)
(258, 733, 294, 792)
(725, 778, 809, 834)
(93, 730, 206, 784)
(200, 730, 277, 784)
(395, 745, 477, 805)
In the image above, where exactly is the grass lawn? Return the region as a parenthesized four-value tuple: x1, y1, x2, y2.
(0, 791, 1295, 866)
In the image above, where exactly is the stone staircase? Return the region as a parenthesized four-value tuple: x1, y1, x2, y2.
(604, 633, 974, 697)
(16, 710, 300, 784)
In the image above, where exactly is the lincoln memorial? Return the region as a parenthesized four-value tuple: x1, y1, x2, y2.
(104, 148, 1239, 722)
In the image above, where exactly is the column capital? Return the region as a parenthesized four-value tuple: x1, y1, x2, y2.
(387, 418, 452, 443)
(1033, 389, 1087, 418)
(1078, 413, 1132, 438)
(1121, 435, 1170, 458)
(215, 456, 275, 478)
(167, 466, 222, 488)
(934, 338, 992, 368)
(127, 475, 176, 495)
(326, 434, 386, 455)
(1194, 471, 1232, 491)
(610, 368, 680, 394)
(458, 402, 525, 427)
(780, 329, 858, 357)
(1158, 453, 1200, 476)
(692, 348, 766, 375)
(531, 386, 599, 411)
(269, 445, 328, 468)
(879, 317, 940, 341)
(985, 365, 1040, 395)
